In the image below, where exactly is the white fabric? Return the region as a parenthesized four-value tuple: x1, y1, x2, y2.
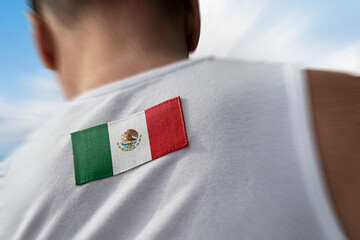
(0, 57, 346, 240)
(108, 111, 152, 175)
(284, 65, 345, 239)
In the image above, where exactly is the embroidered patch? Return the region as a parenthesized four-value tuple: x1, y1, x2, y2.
(71, 96, 188, 185)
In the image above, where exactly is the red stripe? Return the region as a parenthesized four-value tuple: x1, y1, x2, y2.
(145, 96, 188, 159)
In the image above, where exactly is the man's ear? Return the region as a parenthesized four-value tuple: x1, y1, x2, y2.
(27, 11, 56, 71)
(185, 0, 200, 53)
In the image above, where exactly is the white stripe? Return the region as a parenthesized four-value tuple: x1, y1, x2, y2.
(284, 64, 346, 240)
(108, 111, 152, 176)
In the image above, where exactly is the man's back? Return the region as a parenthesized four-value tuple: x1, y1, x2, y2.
(0, 57, 345, 239)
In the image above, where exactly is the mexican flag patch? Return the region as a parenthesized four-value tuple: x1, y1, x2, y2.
(71, 96, 188, 185)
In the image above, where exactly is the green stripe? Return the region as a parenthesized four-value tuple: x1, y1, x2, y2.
(71, 123, 113, 185)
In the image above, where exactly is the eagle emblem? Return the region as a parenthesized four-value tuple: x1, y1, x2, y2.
(117, 129, 142, 151)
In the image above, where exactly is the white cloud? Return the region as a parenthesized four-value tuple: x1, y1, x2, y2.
(194, 0, 360, 74)
(230, 13, 311, 63)
(0, 74, 64, 159)
(195, 0, 267, 57)
(310, 44, 360, 74)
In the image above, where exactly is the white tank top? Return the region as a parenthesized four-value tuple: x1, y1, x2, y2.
(0, 57, 346, 239)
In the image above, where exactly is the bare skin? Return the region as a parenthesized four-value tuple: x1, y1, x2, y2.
(28, 0, 358, 238)
(306, 70, 360, 240)
(29, 0, 200, 99)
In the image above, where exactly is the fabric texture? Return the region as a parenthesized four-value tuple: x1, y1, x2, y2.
(0, 57, 345, 240)
(71, 123, 114, 184)
(108, 111, 152, 177)
(145, 96, 187, 159)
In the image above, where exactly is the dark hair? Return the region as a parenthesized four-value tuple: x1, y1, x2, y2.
(29, 0, 184, 26)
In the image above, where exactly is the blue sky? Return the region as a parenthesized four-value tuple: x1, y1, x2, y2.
(0, 1, 44, 99)
(0, 0, 360, 162)
(0, 0, 63, 163)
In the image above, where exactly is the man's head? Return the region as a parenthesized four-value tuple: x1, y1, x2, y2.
(30, 0, 187, 26)
(28, 0, 200, 98)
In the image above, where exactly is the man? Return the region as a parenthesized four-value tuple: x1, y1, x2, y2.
(0, 0, 358, 239)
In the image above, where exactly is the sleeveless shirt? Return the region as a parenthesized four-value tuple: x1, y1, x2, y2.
(0, 57, 346, 239)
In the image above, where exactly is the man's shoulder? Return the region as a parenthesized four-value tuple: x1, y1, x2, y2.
(202, 57, 285, 71)
(305, 69, 360, 240)
(190, 57, 287, 88)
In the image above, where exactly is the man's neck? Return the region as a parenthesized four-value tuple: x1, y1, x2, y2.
(49, 6, 189, 99)
(60, 51, 188, 100)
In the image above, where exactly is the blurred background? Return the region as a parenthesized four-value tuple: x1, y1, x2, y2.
(0, 0, 359, 167)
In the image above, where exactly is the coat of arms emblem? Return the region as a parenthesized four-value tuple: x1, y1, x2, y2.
(117, 129, 142, 151)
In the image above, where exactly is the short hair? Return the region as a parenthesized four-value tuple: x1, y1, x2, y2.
(30, 0, 184, 26)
